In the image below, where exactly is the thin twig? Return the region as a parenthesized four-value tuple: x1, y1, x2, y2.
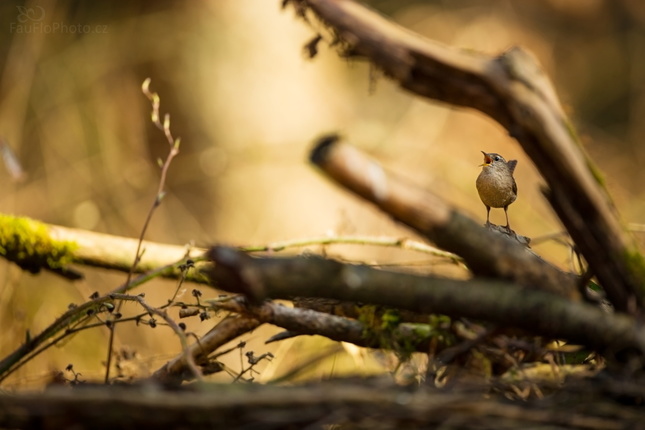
(109, 293, 203, 382)
(242, 235, 464, 266)
(628, 223, 645, 233)
(0, 257, 195, 383)
(105, 79, 182, 383)
(149, 315, 261, 385)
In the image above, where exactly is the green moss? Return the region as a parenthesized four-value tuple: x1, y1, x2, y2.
(379, 309, 401, 331)
(623, 248, 645, 298)
(428, 314, 455, 346)
(357, 306, 456, 362)
(0, 214, 77, 273)
(357, 304, 379, 342)
(563, 118, 581, 145)
(587, 160, 606, 187)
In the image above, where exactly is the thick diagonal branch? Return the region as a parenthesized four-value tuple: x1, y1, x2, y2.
(292, 0, 645, 314)
(207, 247, 645, 362)
(311, 135, 580, 300)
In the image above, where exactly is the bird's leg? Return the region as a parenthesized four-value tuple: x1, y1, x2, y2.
(485, 206, 491, 227)
(503, 206, 512, 231)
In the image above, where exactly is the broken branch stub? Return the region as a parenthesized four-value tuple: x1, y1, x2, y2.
(310, 134, 580, 300)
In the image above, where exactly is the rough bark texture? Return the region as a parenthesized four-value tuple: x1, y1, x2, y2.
(213, 297, 437, 352)
(207, 247, 645, 363)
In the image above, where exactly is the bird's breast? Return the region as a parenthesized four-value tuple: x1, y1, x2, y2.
(476, 168, 517, 208)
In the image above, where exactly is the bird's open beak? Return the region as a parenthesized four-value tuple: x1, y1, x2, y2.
(479, 151, 492, 167)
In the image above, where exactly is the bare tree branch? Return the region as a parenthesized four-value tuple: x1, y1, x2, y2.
(3, 378, 644, 429)
(49, 223, 207, 279)
(211, 297, 436, 352)
(207, 246, 645, 365)
(1, 213, 463, 282)
(311, 135, 580, 300)
(290, 0, 645, 314)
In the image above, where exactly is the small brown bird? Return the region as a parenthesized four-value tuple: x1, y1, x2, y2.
(476, 151, 517, 230)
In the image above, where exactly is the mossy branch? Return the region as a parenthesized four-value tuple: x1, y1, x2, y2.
(0, 213, 209, 283)
(0, 213, 463, 282)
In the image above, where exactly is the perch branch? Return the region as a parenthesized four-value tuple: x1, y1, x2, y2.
(311, 136, 580, 300)
(291, 0, 645, 314)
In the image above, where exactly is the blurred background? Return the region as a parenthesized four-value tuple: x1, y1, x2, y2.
(0, 0, 644, 388)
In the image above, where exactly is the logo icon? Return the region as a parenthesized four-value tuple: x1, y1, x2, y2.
(16, 6, 45, 23)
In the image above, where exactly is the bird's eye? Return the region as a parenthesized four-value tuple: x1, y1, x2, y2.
(493, 156, 501, 161)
